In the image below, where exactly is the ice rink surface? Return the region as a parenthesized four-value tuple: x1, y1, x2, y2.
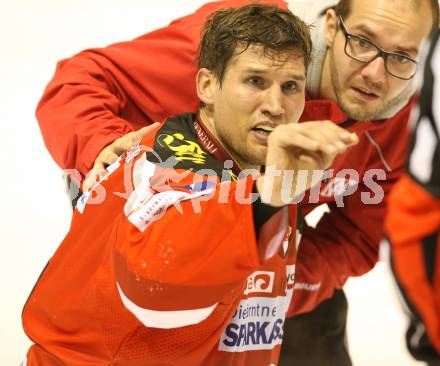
(0, 1, 427, 364)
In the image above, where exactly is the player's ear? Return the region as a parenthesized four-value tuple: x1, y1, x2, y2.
(324, 8, 338, 47)
(196, 68, 217, 106)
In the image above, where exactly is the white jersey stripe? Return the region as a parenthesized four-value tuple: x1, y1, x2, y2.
(116, 283, 218, 329)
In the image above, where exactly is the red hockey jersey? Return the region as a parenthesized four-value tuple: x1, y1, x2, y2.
(23, 114, 301, 365)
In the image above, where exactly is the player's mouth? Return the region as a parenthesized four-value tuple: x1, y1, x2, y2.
(252, 123, 276, 143)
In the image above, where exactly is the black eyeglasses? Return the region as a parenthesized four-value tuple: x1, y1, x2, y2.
(338, 16, 418, 80)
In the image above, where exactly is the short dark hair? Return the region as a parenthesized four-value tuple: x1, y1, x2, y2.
(333, 0, 439, 37)
(197, 3, 312, 83)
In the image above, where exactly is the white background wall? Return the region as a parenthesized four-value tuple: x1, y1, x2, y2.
(0, 1, 426, 365)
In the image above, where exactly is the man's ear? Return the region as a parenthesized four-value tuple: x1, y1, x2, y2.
(196, 68, 217, 106)
(324, 9, 338, 48)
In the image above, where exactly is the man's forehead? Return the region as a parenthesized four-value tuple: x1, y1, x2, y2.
(346, 0, 432, 52)
(348, 0, 431, 29)
(350, 0, 419, 13)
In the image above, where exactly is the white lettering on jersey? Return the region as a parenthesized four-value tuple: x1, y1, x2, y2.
(293, 282, 321, 291)
(218, 296, 286, 352)
(124, 158, 215, 231)
(219, 265, 295, 352)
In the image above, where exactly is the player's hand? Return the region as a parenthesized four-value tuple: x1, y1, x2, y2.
(257, 121, 358, 206)
(83, 123, 160, 191)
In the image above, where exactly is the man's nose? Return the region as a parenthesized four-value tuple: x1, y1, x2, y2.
(261, 86, 284, 116)
(360, 56, 387, 85)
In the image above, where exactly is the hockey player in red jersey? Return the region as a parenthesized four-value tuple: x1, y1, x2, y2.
(22, 5, 358, 365)
(33, 0, 439, 364)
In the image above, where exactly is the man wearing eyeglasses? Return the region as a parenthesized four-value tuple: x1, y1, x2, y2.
(319, 1, 425, 123)
(338, 16, 417, 82)
(34, 0, 438, 365)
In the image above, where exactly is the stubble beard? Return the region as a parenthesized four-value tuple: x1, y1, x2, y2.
(329, 47, 393, 121)
(219, 130, 265, 170)
(233, 143, 266, 170)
